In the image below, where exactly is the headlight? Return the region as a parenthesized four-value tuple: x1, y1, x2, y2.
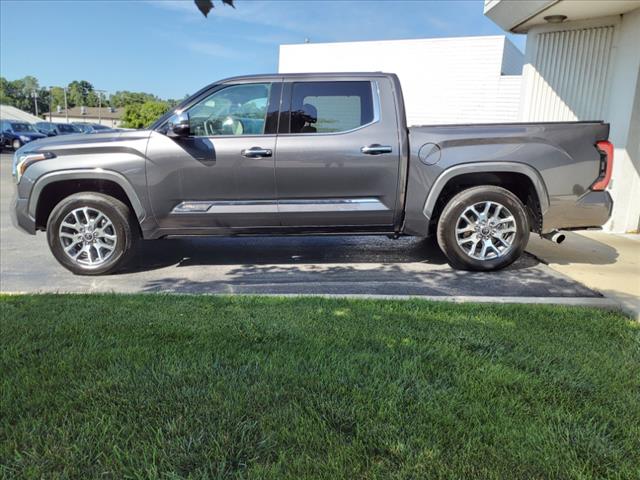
(12, 151, 56, 183)
(19, 135, 30, 142)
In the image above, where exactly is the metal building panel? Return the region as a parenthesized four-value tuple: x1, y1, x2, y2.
(524, 25, 614, 121)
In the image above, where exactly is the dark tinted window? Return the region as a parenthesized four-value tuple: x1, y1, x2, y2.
(11, 123, 36, 132)
(92, 124, 110, 130)
(57, 124, 78, 133)
(290, 81, 374, 134)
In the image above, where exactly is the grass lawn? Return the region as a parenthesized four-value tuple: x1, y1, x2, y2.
(1, 295, 638, 479)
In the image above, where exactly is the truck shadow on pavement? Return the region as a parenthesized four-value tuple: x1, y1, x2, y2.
(118, 235, 598, 298)
(123, 235, 542, 273)
(124, 236, 453, 273)
(138, 259, 598, 297)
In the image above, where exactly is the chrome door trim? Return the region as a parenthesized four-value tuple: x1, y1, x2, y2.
(279, 198, 389, 213)
(172, 198, 389, 214)
(172, 200, 278, 214)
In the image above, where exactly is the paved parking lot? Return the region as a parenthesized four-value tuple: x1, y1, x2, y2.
(0, 153, 600, 298)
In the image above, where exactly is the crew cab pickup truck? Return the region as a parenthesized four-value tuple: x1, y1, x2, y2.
(12, 72, 613, 275)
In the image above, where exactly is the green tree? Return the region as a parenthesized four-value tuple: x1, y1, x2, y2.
(1, 76, 42, 114)
(121, 101, 169, 129)
(67, 80, 95, 107)
(109, 90, 160, 108)
(0, 77, 14, 106)
(48, 86, 66, 111)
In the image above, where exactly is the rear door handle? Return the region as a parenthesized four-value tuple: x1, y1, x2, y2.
(361, 144, 392, 155)
(241, 147, 273, 158)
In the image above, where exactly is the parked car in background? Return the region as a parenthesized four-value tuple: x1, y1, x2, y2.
(0, 120, 46, 150)
(72, 122, 119, 134)
(11, 72, 614, 275)
(35, 122, 81, 136)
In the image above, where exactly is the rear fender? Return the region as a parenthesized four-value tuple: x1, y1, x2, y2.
(423, 162, 550, 221)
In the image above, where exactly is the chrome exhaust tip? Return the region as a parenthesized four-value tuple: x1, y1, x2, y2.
(542, 231, 566, 244)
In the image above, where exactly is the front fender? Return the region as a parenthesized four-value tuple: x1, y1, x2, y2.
(28, 169, 147, 222)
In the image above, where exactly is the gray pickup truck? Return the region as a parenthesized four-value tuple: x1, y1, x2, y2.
(12, 72, 613, 275)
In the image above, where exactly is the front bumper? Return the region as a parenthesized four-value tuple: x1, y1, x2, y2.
(11, 193, 36, 235)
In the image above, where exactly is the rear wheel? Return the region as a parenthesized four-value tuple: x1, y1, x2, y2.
(47, 192, 138, 275)
(437, 186, 529, 271)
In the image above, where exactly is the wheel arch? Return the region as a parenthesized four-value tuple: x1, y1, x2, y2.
(423, 162, 549, 234)
(30, 170, 146, 231)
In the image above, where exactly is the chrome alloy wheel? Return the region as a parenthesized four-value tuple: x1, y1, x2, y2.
(58, 207, 117, 267)
(455, 201, 517, 261)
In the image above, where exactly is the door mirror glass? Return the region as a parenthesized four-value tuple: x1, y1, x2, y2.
(167, 112, 190, 137)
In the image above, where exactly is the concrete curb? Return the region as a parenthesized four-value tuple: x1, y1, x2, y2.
(244, 293, 623, 309)
(1, 290, 624, 312)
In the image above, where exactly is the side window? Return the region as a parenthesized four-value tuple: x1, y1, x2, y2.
(187, 83, 271, 137)
(289, 81, 374, 134)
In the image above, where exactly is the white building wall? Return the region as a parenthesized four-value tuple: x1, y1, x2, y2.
(47, 115, 122, 127)
(520, 24, 615, 121)
(520, 10, 640, 232)
(279, 36, 523, 126)
(501, 39, 525, 75)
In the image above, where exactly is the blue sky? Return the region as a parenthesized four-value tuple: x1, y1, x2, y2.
(0, 0, 524, 99)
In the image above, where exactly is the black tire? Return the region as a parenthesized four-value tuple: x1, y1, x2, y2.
(437, 186, 529, 271)
(12, 139, 22, 150)
(47, 192, 139, 275)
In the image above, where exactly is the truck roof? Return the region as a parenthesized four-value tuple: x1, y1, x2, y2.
(216, 72, 396, 83)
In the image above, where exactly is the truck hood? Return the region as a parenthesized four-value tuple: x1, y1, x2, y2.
(20, 129, 153, 155)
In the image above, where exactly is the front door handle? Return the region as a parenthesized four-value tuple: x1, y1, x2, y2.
(241, 147, 273, 158)
(361, 144, 392, 155)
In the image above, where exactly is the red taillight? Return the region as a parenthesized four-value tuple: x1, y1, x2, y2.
(591, 140, 614, 191)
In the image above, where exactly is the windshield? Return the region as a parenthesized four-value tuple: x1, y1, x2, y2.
(11, 123, 36, 132)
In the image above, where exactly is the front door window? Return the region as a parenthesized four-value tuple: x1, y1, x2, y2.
(188, 83, 271, 137)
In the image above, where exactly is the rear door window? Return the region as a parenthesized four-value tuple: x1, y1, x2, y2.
(289, 81, 374, 134)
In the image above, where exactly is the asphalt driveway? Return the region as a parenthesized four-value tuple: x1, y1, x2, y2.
(0, 153, 599, 298)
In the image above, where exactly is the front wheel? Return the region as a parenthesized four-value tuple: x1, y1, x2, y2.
(437, 186, 529, 271)
(12, 139, 22, 150)
(47, 192, 139, 275)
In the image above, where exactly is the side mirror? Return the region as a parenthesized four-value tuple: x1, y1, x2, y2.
(167, 112, 190, 138)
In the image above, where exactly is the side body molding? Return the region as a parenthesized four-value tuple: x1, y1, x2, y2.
(422, 161, 550, 220)
(28, 169, 147, 222)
